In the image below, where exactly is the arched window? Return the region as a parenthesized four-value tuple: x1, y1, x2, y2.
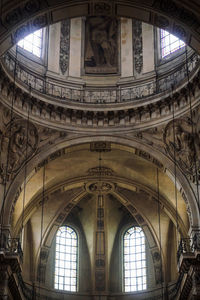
(54, 226, 78, 292)
(17, 29, 43, 58)
(160, 29, 185, 58)
(123, 226, 146, 292)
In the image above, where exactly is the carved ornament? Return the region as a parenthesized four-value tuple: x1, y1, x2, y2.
(133, 20, 143, 75)
(86, 181, 114, 194)
(0, 119, 38, 182)
(163, 118, 200, 176)
(93, 2, 112, 16)
(88, 167, 114, 176)
(90, 142, 111, 152)
(59, 19, 70, 75)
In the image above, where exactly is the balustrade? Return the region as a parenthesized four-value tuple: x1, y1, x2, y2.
(177, 233, 200, 262)
(2, 52, 199, 105)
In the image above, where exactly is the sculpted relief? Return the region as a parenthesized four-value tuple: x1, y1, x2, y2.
(163, 119, 200, 176)
(8, 122, 38, 173)
(84, 17, 118, 74)
(0, 119, 38, 182)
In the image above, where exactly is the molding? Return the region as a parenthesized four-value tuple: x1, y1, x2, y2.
(0, 59, 200, 131)
(2, 51, 199, 106)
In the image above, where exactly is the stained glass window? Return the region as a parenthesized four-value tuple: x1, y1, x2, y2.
(124, 227, 146, 292)
(54, 226, 78, 292)
(17, 29, 43, 58)
(160, 29, 185, 58)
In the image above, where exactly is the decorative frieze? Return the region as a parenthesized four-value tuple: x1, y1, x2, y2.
(133, 20, 143, 75)
(163, 118, 200, 177)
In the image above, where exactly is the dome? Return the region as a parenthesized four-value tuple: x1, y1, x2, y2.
(1, 17, 199, 132)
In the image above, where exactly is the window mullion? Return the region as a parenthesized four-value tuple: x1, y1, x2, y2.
(124, 226, 146, 292)
(54, 226, 77, 292)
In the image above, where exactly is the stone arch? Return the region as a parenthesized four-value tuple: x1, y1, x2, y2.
(111, 210, 162, 288)
(31, 178, 181, 287)
(4, 135, 199, 231)
(13, 174, 188, 242)
(35, 192, 91, 283)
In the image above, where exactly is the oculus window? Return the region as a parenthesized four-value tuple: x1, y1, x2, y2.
(160, 29, 185, 58)
(54, 226, 78, 292)
(17, 29, 43, 58)
(123, 226, 147, 292)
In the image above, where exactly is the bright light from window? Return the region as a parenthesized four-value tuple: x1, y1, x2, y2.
(17, 29, 43, 58)
(160, 29, 185, 58)
(124, 227, 146, 292)
(54, 226, 78, 292)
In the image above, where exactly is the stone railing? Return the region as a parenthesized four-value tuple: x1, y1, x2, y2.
(2, 51, 199, 105)
(177, 233, 200, 262)
(0, 237, 23, 262)
(0, 235, 23, 263)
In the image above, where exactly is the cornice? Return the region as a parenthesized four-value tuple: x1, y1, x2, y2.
(0, 62, 200, 132)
